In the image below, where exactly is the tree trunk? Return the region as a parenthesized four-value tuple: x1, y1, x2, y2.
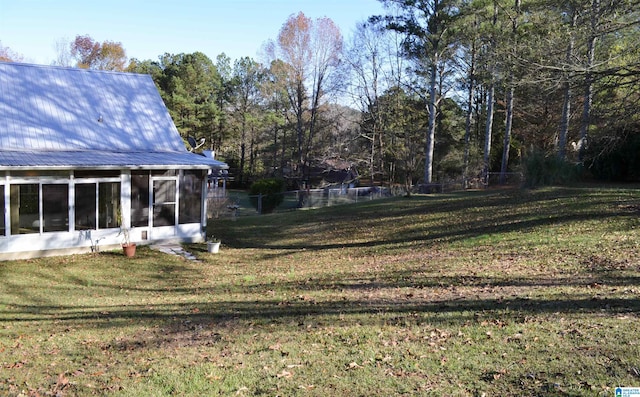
(499, 85, 514, 185)
(248, 127, 254, 177)
(272, 124, 278, 176)
(370, 130, 376, 186)
(463, 38, 476, 189)
(483, 81, 495, 186)
(579, 0, 599, 162)
(558, 10, 576, 160)
(558, 83, 572, 160)
(499, 0, 520, 185)
(295, 82, 305, 178)
(239, 115, 246, 185)
(483, 1, 498, 187)
(424, 59, 438, 185)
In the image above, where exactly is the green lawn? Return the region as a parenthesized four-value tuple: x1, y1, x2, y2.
(1, 186, 639, 396)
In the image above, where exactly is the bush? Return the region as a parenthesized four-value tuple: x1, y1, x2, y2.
(249, 178, 286, 213)
(523, 150, 581, 188)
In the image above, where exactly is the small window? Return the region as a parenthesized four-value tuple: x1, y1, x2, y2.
(153, 180, 176, 226)
(10, 184, 39, 234)
(132, 172, 150, 227)
(75, 183, 96, 230)
(179, 171, 203, 224)
(99, 182, 121, 229)
(0, 185, 4, 236)
(43, 184, 69, 232)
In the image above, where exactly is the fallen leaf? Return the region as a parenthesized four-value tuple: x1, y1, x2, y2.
(57, 373, 70, 387)
(277, 370, 293, 378)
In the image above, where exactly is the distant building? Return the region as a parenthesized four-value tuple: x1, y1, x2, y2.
(0, 62, 227, 259)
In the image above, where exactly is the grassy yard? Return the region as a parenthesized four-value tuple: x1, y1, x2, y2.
(1, 186, 639, 396)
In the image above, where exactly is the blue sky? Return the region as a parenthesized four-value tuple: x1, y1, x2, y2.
(0, 0, 386, 65)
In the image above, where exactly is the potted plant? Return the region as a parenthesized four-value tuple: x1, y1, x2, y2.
(119, 226, 136, 257)
(207, 236, 221, 253)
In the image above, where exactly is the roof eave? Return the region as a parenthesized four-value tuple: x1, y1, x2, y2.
(0, 164, 229, 171)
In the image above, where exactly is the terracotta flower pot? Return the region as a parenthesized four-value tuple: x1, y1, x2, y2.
(122, 243, 137, 257)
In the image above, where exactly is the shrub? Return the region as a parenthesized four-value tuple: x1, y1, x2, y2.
(522, 150, 581, 188)
(249, 178, 286, 213)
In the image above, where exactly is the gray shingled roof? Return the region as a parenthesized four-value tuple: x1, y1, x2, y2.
(0, 62, 227, 170)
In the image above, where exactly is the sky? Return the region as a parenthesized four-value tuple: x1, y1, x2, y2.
(0, 0, 386, 66)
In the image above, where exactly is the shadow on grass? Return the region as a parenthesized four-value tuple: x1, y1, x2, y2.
(222, 211, 630, 253)
(2, 187, 638, 351)
(3, 293, 639, 331)
(215, 187, 638, 253)
(3, 253, 639, 332)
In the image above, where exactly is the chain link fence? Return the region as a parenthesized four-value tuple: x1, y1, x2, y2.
(207, 173, 523, 220)
(207, 186, 402, 219)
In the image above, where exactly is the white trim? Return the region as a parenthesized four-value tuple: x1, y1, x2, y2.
(0, 168, 213, 259)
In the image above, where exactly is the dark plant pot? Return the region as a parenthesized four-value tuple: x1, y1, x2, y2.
(122, 243, 136, 257)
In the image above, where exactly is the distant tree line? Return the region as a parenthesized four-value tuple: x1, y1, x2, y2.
(2, 0, 639, 187)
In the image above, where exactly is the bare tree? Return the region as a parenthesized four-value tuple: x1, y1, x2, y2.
(51, 37, 73, 67)
(0, 42, 24, 62)
(346, 21, 390, 185)
(264, 12, 344, 183)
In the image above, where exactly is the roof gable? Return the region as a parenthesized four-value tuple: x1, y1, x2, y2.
(0, 62, 185, 153)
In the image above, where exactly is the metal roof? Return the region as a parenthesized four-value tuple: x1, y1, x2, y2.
(0, 62, 227, 169)
(0, 150, 227, 170)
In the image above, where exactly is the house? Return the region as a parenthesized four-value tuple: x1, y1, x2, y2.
(0, 62, 228, 260)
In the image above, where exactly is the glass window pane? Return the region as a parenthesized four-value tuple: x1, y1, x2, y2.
(153, 180, 176, 204)
(75, 183, 96, 230)
(132, 172, 149, 227)
(179, 171, 203, 224)
(74, 170, 120, 178)
(99, 182, 121, 229)
(10, 184, 39, 234)
(153, 180, 176, 226)
(0, 185, 4, 236)
(154, 204, 175, 226)
(43, 184, 69, 232)
(151, 169, 177, 176)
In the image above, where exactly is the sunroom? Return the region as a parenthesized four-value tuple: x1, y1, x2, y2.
(0, 62, 227, 259)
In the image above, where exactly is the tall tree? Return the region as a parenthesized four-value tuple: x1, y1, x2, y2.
(213, 53, 233, 152)
(499, 0, 521, 184)
(347, 21, 392, 185)
(262, 60, 292, 177)
(265, 12, 344, 184)
(149, 52, 222, 144)
(231, 57, 266, 184)
(578, 0, 600, 161)
(71, 35, 127, 71)
(557, 4, 577, 160)
(478, 1, 499, 185)
(373, 0, 461, 185)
